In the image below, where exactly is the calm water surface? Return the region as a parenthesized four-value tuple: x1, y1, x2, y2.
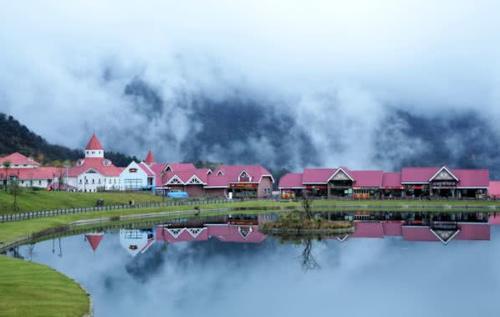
(15, 221, 500, 317)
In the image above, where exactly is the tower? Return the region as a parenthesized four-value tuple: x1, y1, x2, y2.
(84, 133, 104, 158)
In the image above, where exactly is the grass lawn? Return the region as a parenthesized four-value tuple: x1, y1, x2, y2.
(0, 256, 89, 317)
(0, 190, 163, 214)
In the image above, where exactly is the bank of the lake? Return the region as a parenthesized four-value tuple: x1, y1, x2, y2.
(0, 256, 90, 317)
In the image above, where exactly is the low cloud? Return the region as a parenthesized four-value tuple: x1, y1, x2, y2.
(1, 0, 500, 176)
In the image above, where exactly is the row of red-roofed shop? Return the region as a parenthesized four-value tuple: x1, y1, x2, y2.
(279, 166, 496, 199)
(0, 134, 274, 198)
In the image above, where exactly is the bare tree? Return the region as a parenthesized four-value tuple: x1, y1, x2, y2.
(301, 239, 320, 271)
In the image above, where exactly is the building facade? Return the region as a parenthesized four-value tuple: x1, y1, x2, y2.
(0, 152, 62, 189)
(280, 165, 490, 199)
(66, 134, 122, 192)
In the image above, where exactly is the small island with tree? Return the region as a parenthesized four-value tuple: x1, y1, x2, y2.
(260, 194, 354, 237)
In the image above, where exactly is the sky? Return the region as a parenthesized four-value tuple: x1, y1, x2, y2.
(1, 0, 500, 173)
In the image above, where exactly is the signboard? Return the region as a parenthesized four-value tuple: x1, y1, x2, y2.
(305, 185, 327, 190)
(230, 183, 258, 189)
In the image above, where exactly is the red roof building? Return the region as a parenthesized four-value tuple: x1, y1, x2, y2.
(489, 181, 500, 199)
(67, 134, 122, 192)
(153, 163, 273, 198)
(279, 165, 490, 199)
(0, 152, 40, 168)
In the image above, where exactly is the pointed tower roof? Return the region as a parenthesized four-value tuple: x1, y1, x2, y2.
(144, 150, 155, 164)
(85, 233, 104, 252)
(85, 133, 104, 150)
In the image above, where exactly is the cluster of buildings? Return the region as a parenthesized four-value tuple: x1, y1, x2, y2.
(1, 132, 500, 199)
(279, 166, 496, 199)
(0, 134, 274, 198)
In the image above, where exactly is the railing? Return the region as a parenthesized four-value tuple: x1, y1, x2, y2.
(1, 196, 497, 223)
(0, 198, 243, 223)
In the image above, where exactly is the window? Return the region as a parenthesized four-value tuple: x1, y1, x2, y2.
(239, 171, 250, 182)
(189, 177, 201, 184)
(79, 179, 82, 184)
(38, 180, 41, 185)
(92, 179, 95, 184)
(129, 168, 138, 173)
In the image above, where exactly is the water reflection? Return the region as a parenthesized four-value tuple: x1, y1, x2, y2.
(9, 212, 500, 317)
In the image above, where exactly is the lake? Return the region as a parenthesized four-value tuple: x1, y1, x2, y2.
(11, 213, 500, 317)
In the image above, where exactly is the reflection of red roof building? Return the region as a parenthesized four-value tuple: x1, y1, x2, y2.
(342, 221, 490, 244)
(85, 233, 104, 252)
(489, 181, 500, 199)
(156, 224, 266, 244)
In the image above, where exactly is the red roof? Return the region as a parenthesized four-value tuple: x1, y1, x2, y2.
(138, 162, 155, 177)
(454, 169, 489, 188)
(402, 224, 490, 242)
(302, 168, 335, 183)
(382, 172, 402, 189)
(0, 152, 40, 166)
(0, 167, 62, 182)
(68, 158, 122, 177)
(456, 223, 490, 240)
(156, 224, 266, 244)
(85, 233, 104, 251)
(85, 133, 104, 150)
(206, 174, 230, 188)
(402, 226, 440, 241)
(401, 167, 440, 183)
(279, 173, 304, 189)
(213, 165, 274, 183)
(351, 221, 384, 238)
(164, 163, 196, 172)
(162, 169, 208, 185)
(382, 221, 404, 236)
(351, 170, 384, 188)
(489, 181, 500, 198)
(144, 150, 155, 165)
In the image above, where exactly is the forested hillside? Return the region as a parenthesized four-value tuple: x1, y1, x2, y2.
(0, 113, 138, 166)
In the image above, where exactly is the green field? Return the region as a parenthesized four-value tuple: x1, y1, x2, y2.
(0, 190, 163, 214)
(0, 256, 89, 317)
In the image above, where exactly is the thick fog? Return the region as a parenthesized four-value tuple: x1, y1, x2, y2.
(1, 1, 500, 175)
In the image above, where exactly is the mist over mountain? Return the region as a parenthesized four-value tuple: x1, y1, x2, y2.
(0, 113, 138, 166)
(1, 1, 500, 178)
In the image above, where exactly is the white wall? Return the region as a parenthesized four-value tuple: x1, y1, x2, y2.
(119, 161, 149, 190)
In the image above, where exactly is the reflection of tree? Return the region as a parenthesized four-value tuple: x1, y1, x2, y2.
(301, 239, 320, 271)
